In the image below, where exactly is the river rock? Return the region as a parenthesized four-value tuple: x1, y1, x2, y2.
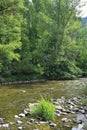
(61, 96, 66, 103)
(30, 118, 35, 123)
(56, 105, 63, 111)
(24, 108, 30, 116)
(16, 120, 23, 124)
(2, 124, 9, 128)
(19, 113, 25, 117)
(67, 99, 75, 106)
(27, 121, 32, 125)
(62, 118, 69, 123)
(49, 122, 57, 127)
(18, 126, 23, 130)
(77, 120, 83, 124)
(55, 113, 61, 116)
(9, 122, 15, 125)
(79, 109, 85, 114)
(39, 121, 48, 124)
(0, 125, 2, 127)
(0, 118, 4, 124)
(73, 107, 79, 112)
(14, 115, 20, 119)
(72, 97, 79, 103)
(20, 90, 26, 93)
(84, 106, 87, 111)
(72, 118, 77, 123)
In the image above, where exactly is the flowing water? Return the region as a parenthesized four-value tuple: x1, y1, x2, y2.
(0, 78, 87, 130)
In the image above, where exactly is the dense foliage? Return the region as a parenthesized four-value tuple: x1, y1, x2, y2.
(0, 0, 87, 81)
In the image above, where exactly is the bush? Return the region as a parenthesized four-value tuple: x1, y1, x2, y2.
(32, 99, 55, 121)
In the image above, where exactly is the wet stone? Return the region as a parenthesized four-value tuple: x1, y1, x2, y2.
(27, 121, 32, 125)
(19, 113, 25, 117)
(62, 118, 69, 123)
(39, 121, 48, 124)
(0, 118, 4, 124)
(79, 109, 85, 114)
(14, 115, 20, 119)
(24, 108, 30, 116)
(49, 123, 57, 127)
(9, 122, 15, 125)
(84, 106, 87, 111)
(18, 126, 23, 130)
(77, 120, 83, 124)
(72, 118, 77, 123)
(30, 118, 35, 123)
(16, 120, 23, 125)
(2, 124, 9, 128)
(0, 125, 2, 127)
(55, 113, 61, 116)
(73, 107, 79, 112)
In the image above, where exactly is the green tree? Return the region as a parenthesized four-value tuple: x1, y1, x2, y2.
(76, 26, 87, 76)
(18, 0, 81, 80)
(0, 0, 23, 78)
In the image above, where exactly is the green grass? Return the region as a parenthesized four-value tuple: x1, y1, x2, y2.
(32, 99, 55, 121)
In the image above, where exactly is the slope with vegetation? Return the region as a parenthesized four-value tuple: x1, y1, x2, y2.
(0, 0, 87, 81)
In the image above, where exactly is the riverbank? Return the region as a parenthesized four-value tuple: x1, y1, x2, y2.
(0, 79, 46, 86)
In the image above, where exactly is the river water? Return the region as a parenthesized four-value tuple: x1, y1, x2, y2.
(0, 78, 87, 130)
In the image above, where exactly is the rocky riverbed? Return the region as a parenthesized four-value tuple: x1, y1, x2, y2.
(0, 96, 87, 130)
(0, 78, 87, 130)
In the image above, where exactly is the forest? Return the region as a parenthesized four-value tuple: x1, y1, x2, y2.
(0, 0, 87, 82)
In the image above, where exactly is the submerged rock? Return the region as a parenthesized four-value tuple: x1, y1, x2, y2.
(49, 122, 57, 127)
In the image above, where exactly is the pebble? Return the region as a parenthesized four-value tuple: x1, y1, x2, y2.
(2, 124, 9, 128)
(62, 118, 69, 123)
(30, 118, 35, 123)
(19, 113, 25, 117)
(14, 115, 20, 118)
(49, 123, 57, 127)
(39, 121, 48, 124)
(24, 108, 30, 116)
(16, 120, 23, 124)
(18, 126, 23, 130)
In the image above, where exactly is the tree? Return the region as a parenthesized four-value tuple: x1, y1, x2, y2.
(0, 0, 23, 77)
(18, 0, 81, 80)
(75, 25, 87, 76)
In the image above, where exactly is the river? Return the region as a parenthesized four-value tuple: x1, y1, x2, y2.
(0, 78, 87, 130)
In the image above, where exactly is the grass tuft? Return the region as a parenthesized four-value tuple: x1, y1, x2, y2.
(32, 99, 55, 121)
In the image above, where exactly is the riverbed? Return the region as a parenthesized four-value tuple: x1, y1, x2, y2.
(0, 78, 87, 130)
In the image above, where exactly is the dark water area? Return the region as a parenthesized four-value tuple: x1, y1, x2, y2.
(0, 78, 87, 130)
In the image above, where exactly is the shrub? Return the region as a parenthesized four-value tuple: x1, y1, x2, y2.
(32, 99, 55, 121)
